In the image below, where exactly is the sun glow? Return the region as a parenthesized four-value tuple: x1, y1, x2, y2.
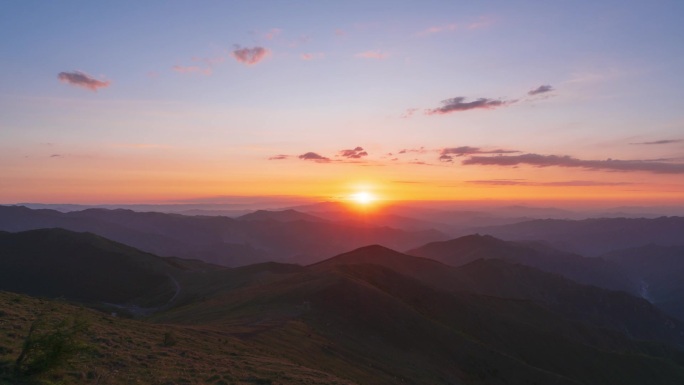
(350, 191, 376, 205)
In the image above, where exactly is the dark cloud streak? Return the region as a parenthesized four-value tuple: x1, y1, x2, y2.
(426, 97, 511, 115)
(440, 146, 519, 162)
(463, 153, 684, 174)
(57, 71, 110, 91)
(528, 85, 553, 95)
(467, 179, 633, 187)
(630, 139, 682, 145)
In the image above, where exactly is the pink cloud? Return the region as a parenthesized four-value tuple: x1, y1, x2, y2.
(194, 56, 225, 66)
(264, 28, 282, 40)
(338, 147, 368, 159)
(232, 46, 270, 65)
(298, 152, 330, 163)
(301, 52, 325, 61)
(355, 50, 388, 59)
(57, 71, 110, 92)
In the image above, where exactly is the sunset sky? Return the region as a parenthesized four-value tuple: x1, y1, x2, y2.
(1, 1, 684, 205)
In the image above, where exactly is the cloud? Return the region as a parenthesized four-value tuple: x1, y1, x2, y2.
(172, 65, 212, 75)
(401, 108, 418, 119)
(463, 153, 684, 174)
(528, 85, 554, 96)
(630, 139, 682, 145)
(232, 46, 270, 65)
(440, 146, 519, 162)
(268, 154, 289, 160)
(426, 97, 512, 115)
(57, 71, 110, 91)
(50, 154, 63, 158)
(298, 152, 330, 163)
(355, 50, 388, 59)
(338, 147, 368, 159)
(398, 147, 430, 155)
(264, 28, 282, 40)
(441, 146, 519, 156)
(301, 52, 325, 61)
(467, 179, 633, 187)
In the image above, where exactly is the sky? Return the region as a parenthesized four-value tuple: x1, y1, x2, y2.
(1, 1, 684, 206)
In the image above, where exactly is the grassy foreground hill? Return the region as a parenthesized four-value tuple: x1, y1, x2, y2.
(0, 291, 354, 385)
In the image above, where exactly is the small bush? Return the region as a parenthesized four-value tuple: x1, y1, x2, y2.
(162, 331, 177, 347)
(14, 314, 89, 378)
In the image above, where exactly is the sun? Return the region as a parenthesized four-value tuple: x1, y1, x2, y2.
(350, 191, 376, 206)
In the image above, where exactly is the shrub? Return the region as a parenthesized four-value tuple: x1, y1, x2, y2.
(162, 331, 177, 347)
(14, 314, 89, 378)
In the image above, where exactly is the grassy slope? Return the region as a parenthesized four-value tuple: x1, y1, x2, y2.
(0, 291, 355, 385)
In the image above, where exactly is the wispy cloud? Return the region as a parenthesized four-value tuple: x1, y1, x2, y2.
(232, 46, 270, 65)
(338, 147, 368, 159)
(57, 71, 110, 91)
(301, 52, 325, 61)
(426, 97, 513, 115)
(173, 55, 225, 76)
(398, 147, 430, 154)
(268, 154, 289, 160)
(50, 154, 63, 158)
(528, 84, 554, 96)
(408, 160, 432, 165)
(401, 108, 418, 119)
(630, 139, 682, 145)
(355, 50, 388, 59)
(298, 152, 330, 163)
(264, 28, 282, 40)
(467, 179, 633, 187)
(463, 153, 684, 174)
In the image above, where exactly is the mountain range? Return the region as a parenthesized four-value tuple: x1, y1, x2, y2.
(3, 226, 684, 384)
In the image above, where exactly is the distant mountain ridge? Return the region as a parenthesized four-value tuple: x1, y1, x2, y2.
(407, 234, 637, 293)
(474, 216, 684, 256)
(0, 205, 448, 267)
